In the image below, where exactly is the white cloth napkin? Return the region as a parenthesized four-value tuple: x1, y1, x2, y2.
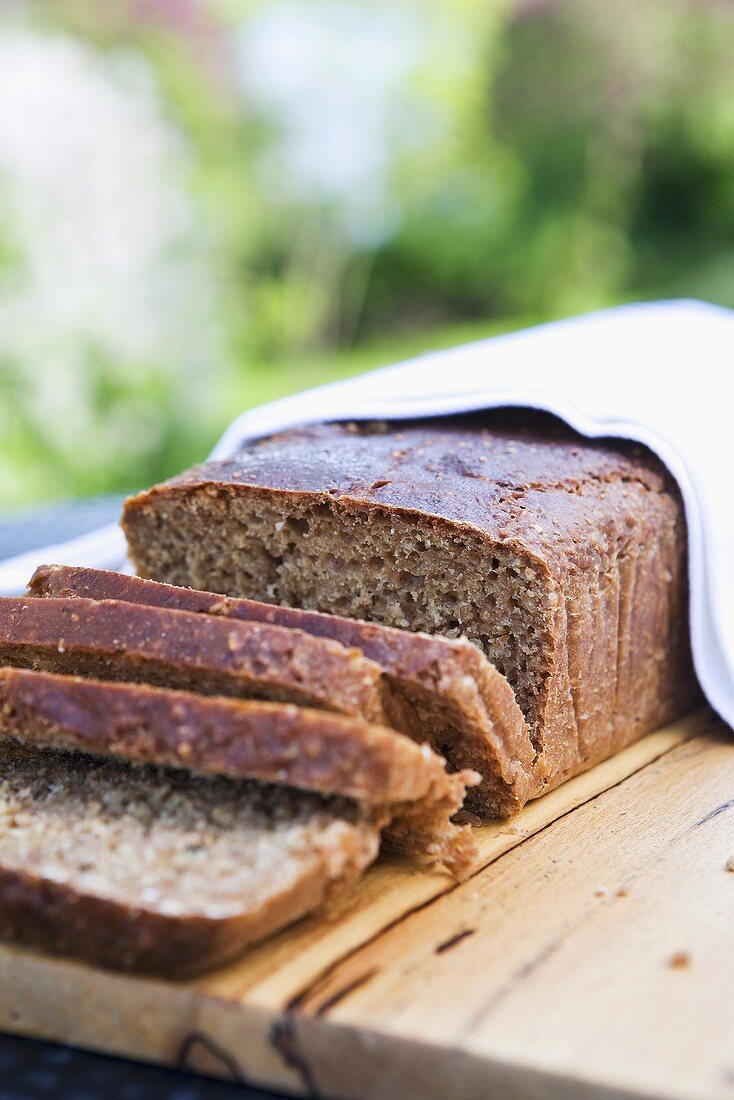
(1, 299, 731, 727)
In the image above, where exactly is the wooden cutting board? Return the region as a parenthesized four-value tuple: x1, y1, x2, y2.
(0, 707, 731, 1100)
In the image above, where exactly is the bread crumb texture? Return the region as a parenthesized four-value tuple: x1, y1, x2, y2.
(0, 741, 375, 920)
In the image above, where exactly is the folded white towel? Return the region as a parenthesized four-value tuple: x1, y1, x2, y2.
(1, 299, 731, 727)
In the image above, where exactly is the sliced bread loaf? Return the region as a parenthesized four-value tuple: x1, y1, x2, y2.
(0, 596, 406, 729)
(122, 416, 698, 798)
(0, 668, 478, 878)
(0, 740, 384, 975)
(29, 565, 532, 815)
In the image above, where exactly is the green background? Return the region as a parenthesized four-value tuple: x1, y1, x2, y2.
(2, 0, 733, 506)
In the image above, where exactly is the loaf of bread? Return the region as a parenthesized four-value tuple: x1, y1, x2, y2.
(0, 667, 477, 877)
(0, 740, 383, 975)
(30, 565, 532, 815)
(123, 414, 699, 800)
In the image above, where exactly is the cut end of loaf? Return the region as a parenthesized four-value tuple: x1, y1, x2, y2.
(123, 483, 557, 746)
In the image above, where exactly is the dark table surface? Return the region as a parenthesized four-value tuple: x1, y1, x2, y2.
(0, 498, 284, 1100)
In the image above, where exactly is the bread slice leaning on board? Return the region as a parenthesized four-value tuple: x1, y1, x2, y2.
(122, 413, 700, 799)
(0, 739, 385, 976)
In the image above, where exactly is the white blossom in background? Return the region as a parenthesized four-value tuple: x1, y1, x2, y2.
(234, 0, 479, 247)
(0, 29, 227, 499)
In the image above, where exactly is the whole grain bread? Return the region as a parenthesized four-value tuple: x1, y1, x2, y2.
(0, 596, 409, 730)
(0, 740, 384, 975)
(30, 565, 532, 815)
(122, 413, 699, 800)
(0, 667, 477, 878)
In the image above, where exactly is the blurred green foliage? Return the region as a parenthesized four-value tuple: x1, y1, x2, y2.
(1, 0, 734, 508)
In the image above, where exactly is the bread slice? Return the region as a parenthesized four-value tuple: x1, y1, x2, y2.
(0, 668, 478, 878)
(29, 565, 533, 816)
(0, 596, 407, 730)
(122, 415, 698, 801)
(0, 665, 442, 805)
(0, 740, 384, 975)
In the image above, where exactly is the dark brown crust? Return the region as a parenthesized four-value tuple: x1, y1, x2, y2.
(127, 413, 678, 540)
(0, 667, 446, 806)
(122, 414, 699, 803)
(0, 818, 377, 977)
(29, 566, 532, 816)
(0, 596, 403, 728)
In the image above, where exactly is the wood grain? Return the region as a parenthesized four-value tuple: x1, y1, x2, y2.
(0, 707, 729, 1100)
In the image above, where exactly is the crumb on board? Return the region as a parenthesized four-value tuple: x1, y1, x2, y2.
(616, 887, 629, 898)
(725, 856, 734, 873)
(668, 952, 691, 970)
